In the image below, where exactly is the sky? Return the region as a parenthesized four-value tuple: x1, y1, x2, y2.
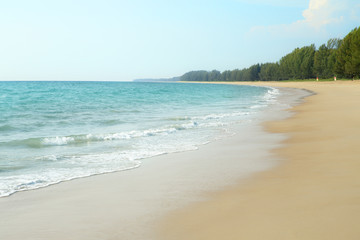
(0, 0, 359, 81)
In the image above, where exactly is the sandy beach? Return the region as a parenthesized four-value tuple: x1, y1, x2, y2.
(1, 81, 359, 240)
(159, 80, 360, 240)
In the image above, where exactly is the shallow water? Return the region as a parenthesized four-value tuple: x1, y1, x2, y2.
(0, 81, 279, 197)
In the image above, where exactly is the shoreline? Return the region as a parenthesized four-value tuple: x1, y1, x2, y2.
(0, 83, 292, 199)
(0, 84, 307, 239)
(159, 80, 360, 240)
(0, 82, 284, 199)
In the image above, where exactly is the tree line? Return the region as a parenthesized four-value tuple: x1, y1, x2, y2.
(181, 27, 360, 81)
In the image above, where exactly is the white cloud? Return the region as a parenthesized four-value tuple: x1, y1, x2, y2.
(248, 0, 355, 38)
(301, 0, 343, 28)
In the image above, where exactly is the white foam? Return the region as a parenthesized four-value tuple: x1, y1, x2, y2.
(0, 141, 204, 197)
(38, 122, 202, 147)
(263, 87, 280, 103)
(42, 136, 75, 146)
(192, 111, 250, 121)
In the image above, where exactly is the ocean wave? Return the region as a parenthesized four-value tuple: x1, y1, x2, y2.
(249, 87, 280, 109)
(1, 121, 202, 148)
(166, 116, 191, 121)
(263, 87, 280, 102)
(0, 124, 16, 132)
(1, 110, 250, 149)
(0, 138, 204, 197)
(192, 111, 250, 120)
(0, 163, 141, 197)
(97, 119, 126, 126)
(35, 155, 60, 162)
(0, 146, 175, 197)
(167, 111, 250, 122)
(0, 165, 27, 173)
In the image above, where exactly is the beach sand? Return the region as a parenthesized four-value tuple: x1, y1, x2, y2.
(1, 81, 359, 240)
(159, 80, 360, 240)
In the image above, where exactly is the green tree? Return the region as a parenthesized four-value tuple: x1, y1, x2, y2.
(209, 70, 221, 81)
(259, 63, 280, 81)
(335, 27, 360, 78)
(350, 28, 360, 78)
(299, 45, 316, 79)
(221, 70, 231, 81)
(327, 38, 342, 50)
(314, 44, 330, 78)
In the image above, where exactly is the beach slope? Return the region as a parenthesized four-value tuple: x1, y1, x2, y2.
(160, 81, 360, 240)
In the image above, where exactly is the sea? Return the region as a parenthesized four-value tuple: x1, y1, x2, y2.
(0, 81, 281, 197)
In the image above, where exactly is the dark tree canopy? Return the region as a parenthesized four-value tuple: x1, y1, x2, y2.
(180, 27, 360, 82)
(335, 27, 360, 78)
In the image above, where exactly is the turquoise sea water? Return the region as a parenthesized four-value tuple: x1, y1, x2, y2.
(0, 81, 279, 197)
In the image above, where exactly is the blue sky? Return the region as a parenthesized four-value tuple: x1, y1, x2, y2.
(0, 0, 359, 81)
